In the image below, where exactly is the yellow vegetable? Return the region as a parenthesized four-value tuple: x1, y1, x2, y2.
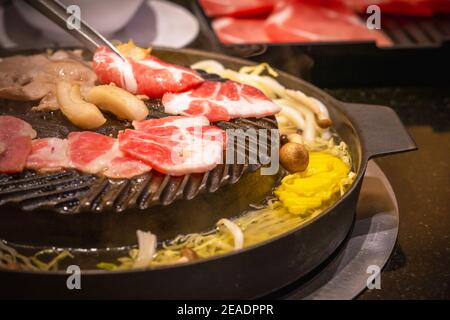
(275, 152, 350, 215)
(56, 81, 106, 129)
(88, 85, 149, 121)
(116, 40, 151, 60)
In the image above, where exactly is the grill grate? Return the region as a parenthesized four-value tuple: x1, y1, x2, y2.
(0, 114, 277, 214)
(0, 69, 279, 214)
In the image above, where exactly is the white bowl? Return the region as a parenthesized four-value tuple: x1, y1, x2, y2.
(14, 0, 144, 40)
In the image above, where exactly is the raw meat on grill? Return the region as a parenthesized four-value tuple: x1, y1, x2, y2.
(199, 0, 275, 17)
(93, 46, 204, 98)
(162, 80, 282, 122)
(0, 115, 37, 139)
(26, 138, 70, 172)
(212, 17, 271, 44)
(119, 116, 225, 176)
(0, 50, 97, 111)
(265, 0, 392, 46)
(0, 116, 36, 173)
(0, 135, 32, 174)
(68, 131, 151, 178)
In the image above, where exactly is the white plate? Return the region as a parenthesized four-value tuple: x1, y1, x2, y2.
(0, 0, 199, 49)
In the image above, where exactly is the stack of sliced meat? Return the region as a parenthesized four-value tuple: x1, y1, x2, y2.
(204, 0, 395, 46)
(1, 115, 226, 178)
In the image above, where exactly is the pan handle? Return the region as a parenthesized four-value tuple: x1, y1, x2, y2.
(338, 102, 417, 160)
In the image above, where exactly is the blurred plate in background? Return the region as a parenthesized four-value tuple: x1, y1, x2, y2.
(0, 0, 199, 48)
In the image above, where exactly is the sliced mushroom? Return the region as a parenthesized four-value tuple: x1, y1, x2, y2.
(285, 89, 332, 128)
(88, 85, 149, 121)
(56, 81, 106, 129)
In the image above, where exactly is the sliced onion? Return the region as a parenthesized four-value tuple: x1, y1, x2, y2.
(133, 230, 157, 268)
(294, 104, 316, 142)
(191, 60, 225, 74)
(275, 99, 306, 130)
(218, 219, 244, 250)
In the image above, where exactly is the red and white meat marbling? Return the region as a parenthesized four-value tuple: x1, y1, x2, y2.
(212, 17, 271, 44)
(119, 116, 225, 176)
(26, 138, 70, 172)
(265, 0, 392, 47)
(68, 131, 151, 178)
(93, 46, 204, 98)
(162, 80, 281, 122)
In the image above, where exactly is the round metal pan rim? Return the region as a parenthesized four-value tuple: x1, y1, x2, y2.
(0, 46, 369, 275)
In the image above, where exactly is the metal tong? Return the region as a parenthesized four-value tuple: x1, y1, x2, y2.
(24, 0, 126, 60)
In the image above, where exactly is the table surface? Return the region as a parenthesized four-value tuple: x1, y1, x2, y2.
(181, 0, 450, 299)
(328, 87, 450, 299)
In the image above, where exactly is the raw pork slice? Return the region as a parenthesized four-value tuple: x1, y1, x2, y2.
(0, 135, 31, 173)
(93, 46, 204, 98)
(162, 80, 281, 122)
(0, 115, 37, 138)
(199, 0, 274, 17)
(119, 116, 225, 176)
(68, 131, 151, 178)
(0, 116, 36, 173)
(26, 138, 70, 172)
(212, 17, 271, 44)
(265, 0, 392, 47)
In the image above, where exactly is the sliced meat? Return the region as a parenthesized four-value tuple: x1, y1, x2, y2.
(0, 115, 37, 138)
(68, 131, 151, 178)
(132, 115, 210, 132)
(0, 50, 97, 111)
(93, 46, 204, 98)
(162, 80, 281, 122)
(26, 138, 70, 172)
(119, 116, 225, 176)
(212, 17, 271, 44)
(265, 0, 392, 47)
(199, 0, 274, 17)
(0, 54, 51, 101)
(0, 116, 35, 173)
(0, 135, 31, 173)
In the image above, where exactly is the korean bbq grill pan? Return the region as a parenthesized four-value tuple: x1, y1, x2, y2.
(0, 47, 416, 299)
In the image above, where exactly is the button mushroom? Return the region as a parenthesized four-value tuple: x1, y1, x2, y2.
(279, 142, 309, 173)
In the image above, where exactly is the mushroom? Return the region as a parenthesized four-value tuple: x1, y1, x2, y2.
(56, 81, 106, 129)
(88, 85, 149, 121)
(279, 142, 309, 173)
(180, 248, 199, 262)
(287, 133, 303, 144)
(285, 89, 332, 128)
